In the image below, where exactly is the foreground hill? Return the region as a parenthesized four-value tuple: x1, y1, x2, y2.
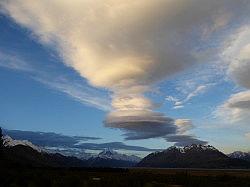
(1, 135, 87, 167)
(137, 144, 250, 169)
(1, 144, 88, 168)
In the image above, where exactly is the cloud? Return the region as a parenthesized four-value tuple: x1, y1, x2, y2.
(165, 96, 184, 109)
(165, 96, 179, 103)
(3, 129, 158, 151)
(3, 129, 101, 147)
(104, 110, 177, 140)
(216, 26, 250, 125)
(223, 26, 250, 89)
(165, 135, 208, 146)
(35, 75, 111, 111)
(1, 0, 249, 144)
(0, 51, 110, 111)
(104, 112, 205, 146)
(163, 119, 207, 146)
(216, 90, 250, 124)
(183, 85, 207, 103)
(173, 105, 184, 109)
(0, 51, 34, 72)
(175, 119, 193, 134)
(167, 84, 211, 109)
(245, 132, 250, 140)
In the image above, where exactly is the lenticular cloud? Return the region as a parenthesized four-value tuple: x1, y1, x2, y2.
(1, 0, 250, 144)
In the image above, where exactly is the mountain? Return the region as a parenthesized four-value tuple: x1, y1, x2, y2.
(3, 135, 44, 153)
(45, 146, 95, 160)
(137, 144, 250, 169)
(228, 151, 250, 162)
(1, 135, 88, 168)
(1, 135, 141, 168)
(87, 149, 141, 167)
(96, 148, 141, 162)
(1, 144, 88, 168)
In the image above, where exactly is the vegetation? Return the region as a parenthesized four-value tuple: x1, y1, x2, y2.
(0, 167, 250, 187)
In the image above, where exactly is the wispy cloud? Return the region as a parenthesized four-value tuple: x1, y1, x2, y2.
(173, 105, 184, 109)
(166, 84, 211, 109)
(34, 75, 111, 111)
(0, 51, 34, 72)
(183, 85, 208, 103)
(0, 51, 110, 111)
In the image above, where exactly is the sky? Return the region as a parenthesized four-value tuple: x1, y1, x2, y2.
(0, 0, 250, 153)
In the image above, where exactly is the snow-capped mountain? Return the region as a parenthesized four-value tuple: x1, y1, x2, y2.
(228, 151, 250, 162)
(44, 146, 95, 160)
(164, 144, 218, 154)
(95, 148, 141, 163)
(3, 135, 44, 153)
(137, 144, 250, 169)
(87, 149, 141, 167)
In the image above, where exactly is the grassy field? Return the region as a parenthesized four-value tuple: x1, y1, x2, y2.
(0, 167, 250, 187)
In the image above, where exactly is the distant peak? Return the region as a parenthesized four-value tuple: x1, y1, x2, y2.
(99, 148, 116, 155)
(228, 151, 250, 158)
(96, 148, 141, 162)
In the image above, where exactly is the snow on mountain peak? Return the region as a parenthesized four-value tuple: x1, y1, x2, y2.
(99, 148, 116, 157)
(96, 148, 141, 162)
(184, 144, 217, 151)
(228, 151, 250, 158)
(3, 135, 44, 153)
(165, 144, 218, 154)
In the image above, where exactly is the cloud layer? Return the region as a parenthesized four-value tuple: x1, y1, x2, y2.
(1, 0, 250, 145)
(3, 129, 158, 152)
(104, 110, 176, 140)
(225, 26, 250, 90)
(216, 91, 250, 124)
(165, 135, 207, 147)
(217, 26, 250, 124)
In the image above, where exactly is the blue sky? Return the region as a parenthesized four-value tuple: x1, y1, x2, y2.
(0, 1, 250, 153)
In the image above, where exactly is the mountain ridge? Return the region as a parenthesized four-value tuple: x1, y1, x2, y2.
(1, 135, 141, 168)
(137, 144, 250, 169)
(1, 135, 250, 169)
(228, 151, 250, 162)
(87, 148, 141, 167)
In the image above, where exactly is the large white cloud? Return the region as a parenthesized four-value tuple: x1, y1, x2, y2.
(217, 26, 250, 124)
(1, 0, 250, 143)
(216, 91, 250, 124)
(245, 132, 250, 140)
(223, 26, 250, 89)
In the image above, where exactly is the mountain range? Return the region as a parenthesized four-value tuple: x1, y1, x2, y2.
(1, 135, 250, 169)
(87, 148, 140, 167)
(137, 144, 250, 169)
(1, 136, 140, 168)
